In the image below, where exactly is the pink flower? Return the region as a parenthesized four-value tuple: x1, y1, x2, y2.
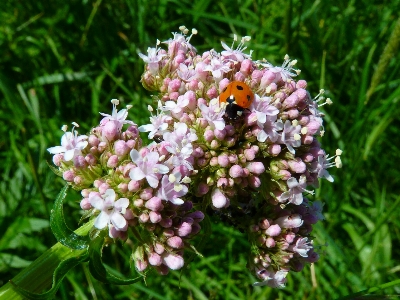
(90, 189, 130, 231)
(277, 176, 309, 205)
(156, 173, 189, 205)
(280, 120, 301, 154)
(47, 126, 88, 161)
(99, 99, 135, 132)
(288, 237, 312, 257)
(138, 42, 167, 74)
(203, 55, 231, 80)
(129, 149, 169, 188)
(199, 98, 226, 130)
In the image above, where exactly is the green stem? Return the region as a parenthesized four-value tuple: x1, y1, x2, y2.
(0, 221, 93, 300)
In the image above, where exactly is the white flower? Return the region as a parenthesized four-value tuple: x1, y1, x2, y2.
(47, 125, 88, 161)
(90, 189, 129, 231)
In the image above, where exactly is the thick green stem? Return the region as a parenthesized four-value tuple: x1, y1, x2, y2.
(0, 221, 93, 300)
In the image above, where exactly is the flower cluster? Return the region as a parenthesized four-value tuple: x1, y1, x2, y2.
(48, 27, 341, 287)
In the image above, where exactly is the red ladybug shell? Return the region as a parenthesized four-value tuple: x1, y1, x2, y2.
(219, 81, 254, 119)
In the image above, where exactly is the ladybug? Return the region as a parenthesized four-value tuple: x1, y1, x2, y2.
(219, 81, 254, 119)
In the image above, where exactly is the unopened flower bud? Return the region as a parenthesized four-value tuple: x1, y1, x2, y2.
(107, 155, 119, 168)
(148, 252, 162, 266)
(103, 121, 118, 141)
(211, 188, 228, 208)
(80, 198, 91, 210)
(246, 162, 265, 175)
(265, 237, 276, 248)
(265, 224, 281, 236)
(162, 253, 184, 270)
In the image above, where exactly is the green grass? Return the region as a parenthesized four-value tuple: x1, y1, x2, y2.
(1, 0, 400, 299)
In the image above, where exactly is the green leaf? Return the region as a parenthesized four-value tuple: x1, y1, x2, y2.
(88, 231, 142, 285)
(0, 253, 32, 271)
(10, 252, 89, 300)
(50, 184, 89, 250)
(0, 217, 49, 251)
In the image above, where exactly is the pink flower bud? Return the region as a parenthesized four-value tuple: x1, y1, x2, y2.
(98, 183, 110, 194)
(97, 141, 107, 152)
(260, 70, 276, 88)
(85, 154, 96, 165)
(217, 154, 230, 167)
(240, 59, 253, 76)
(167, 236, 183, 249)
(154, 243, 165, 255)
(103, 121, 118, 141)
(139, 213, 149, 223)
(148, 252, 162, 266)
(187, 211, 205, 221)
(211, 188, 228, 209)
(214, 128, 227, 140)
(114, 140, 129, 156)
(118, 183, 128, 193)
(204, 129, 214, 142)
(145, 196, 164, 211)
(188, 79, 199, 91)
(282, 94, 299, 109)
(210, 157, 218, 166)
(265, 224, 281, 236)
(52, 154, 63, 166)
(135, 259, 148, 272)
(63, 170, 75, 182)
(210, 140, 220, 149)
(267, 83, 277, 94)
(140, 188, 153, 200)
(88, 135, 99, 146)
(80, 198, 91, 210)
(162, 253, 184, 270)
(265, 237, 276, 248)
(107, 155, 119, 168)
(134, 199, 144, 207)
(296, 80, 307, 89)
(234, 71, 245, 82)
(268, 144, 281, 156)
(74, 155, 87, 168)
(294, 116, 308, 127)
(149, 211, 162, 223)
(275, 214, 303, 228)
(303, 135, 314, 144)
(176, 222, 192, 237)
(228, 154, 238, 164)
(168, 79, 181, 93)
(244, 148, 256, 161)
(288, 158, 306, 173)
(246, 162, 265, 175)
(285, 232, 296, 243)
(251, 69, 263, 83)
(217, 177, 228, 188)
(229, 165, 243, 178)
(206, 86, 218, 99)
(128, 180, 141, 192)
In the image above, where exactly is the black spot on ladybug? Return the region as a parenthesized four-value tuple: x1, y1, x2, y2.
(247, 95, 251, 101)
(236, 85, 244, 90)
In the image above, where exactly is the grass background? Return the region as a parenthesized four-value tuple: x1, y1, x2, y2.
(1, 0, 400, 299)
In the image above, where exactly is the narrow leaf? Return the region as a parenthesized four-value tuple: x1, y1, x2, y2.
(50, 185, 89, 250)
(88, 231, 142, 285)
(10, 252, 88, 300)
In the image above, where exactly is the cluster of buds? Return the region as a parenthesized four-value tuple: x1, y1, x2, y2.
(48, 26, 341, 287)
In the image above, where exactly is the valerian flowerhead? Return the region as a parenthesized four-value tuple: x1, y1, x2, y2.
(47, 27, 341, 287)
